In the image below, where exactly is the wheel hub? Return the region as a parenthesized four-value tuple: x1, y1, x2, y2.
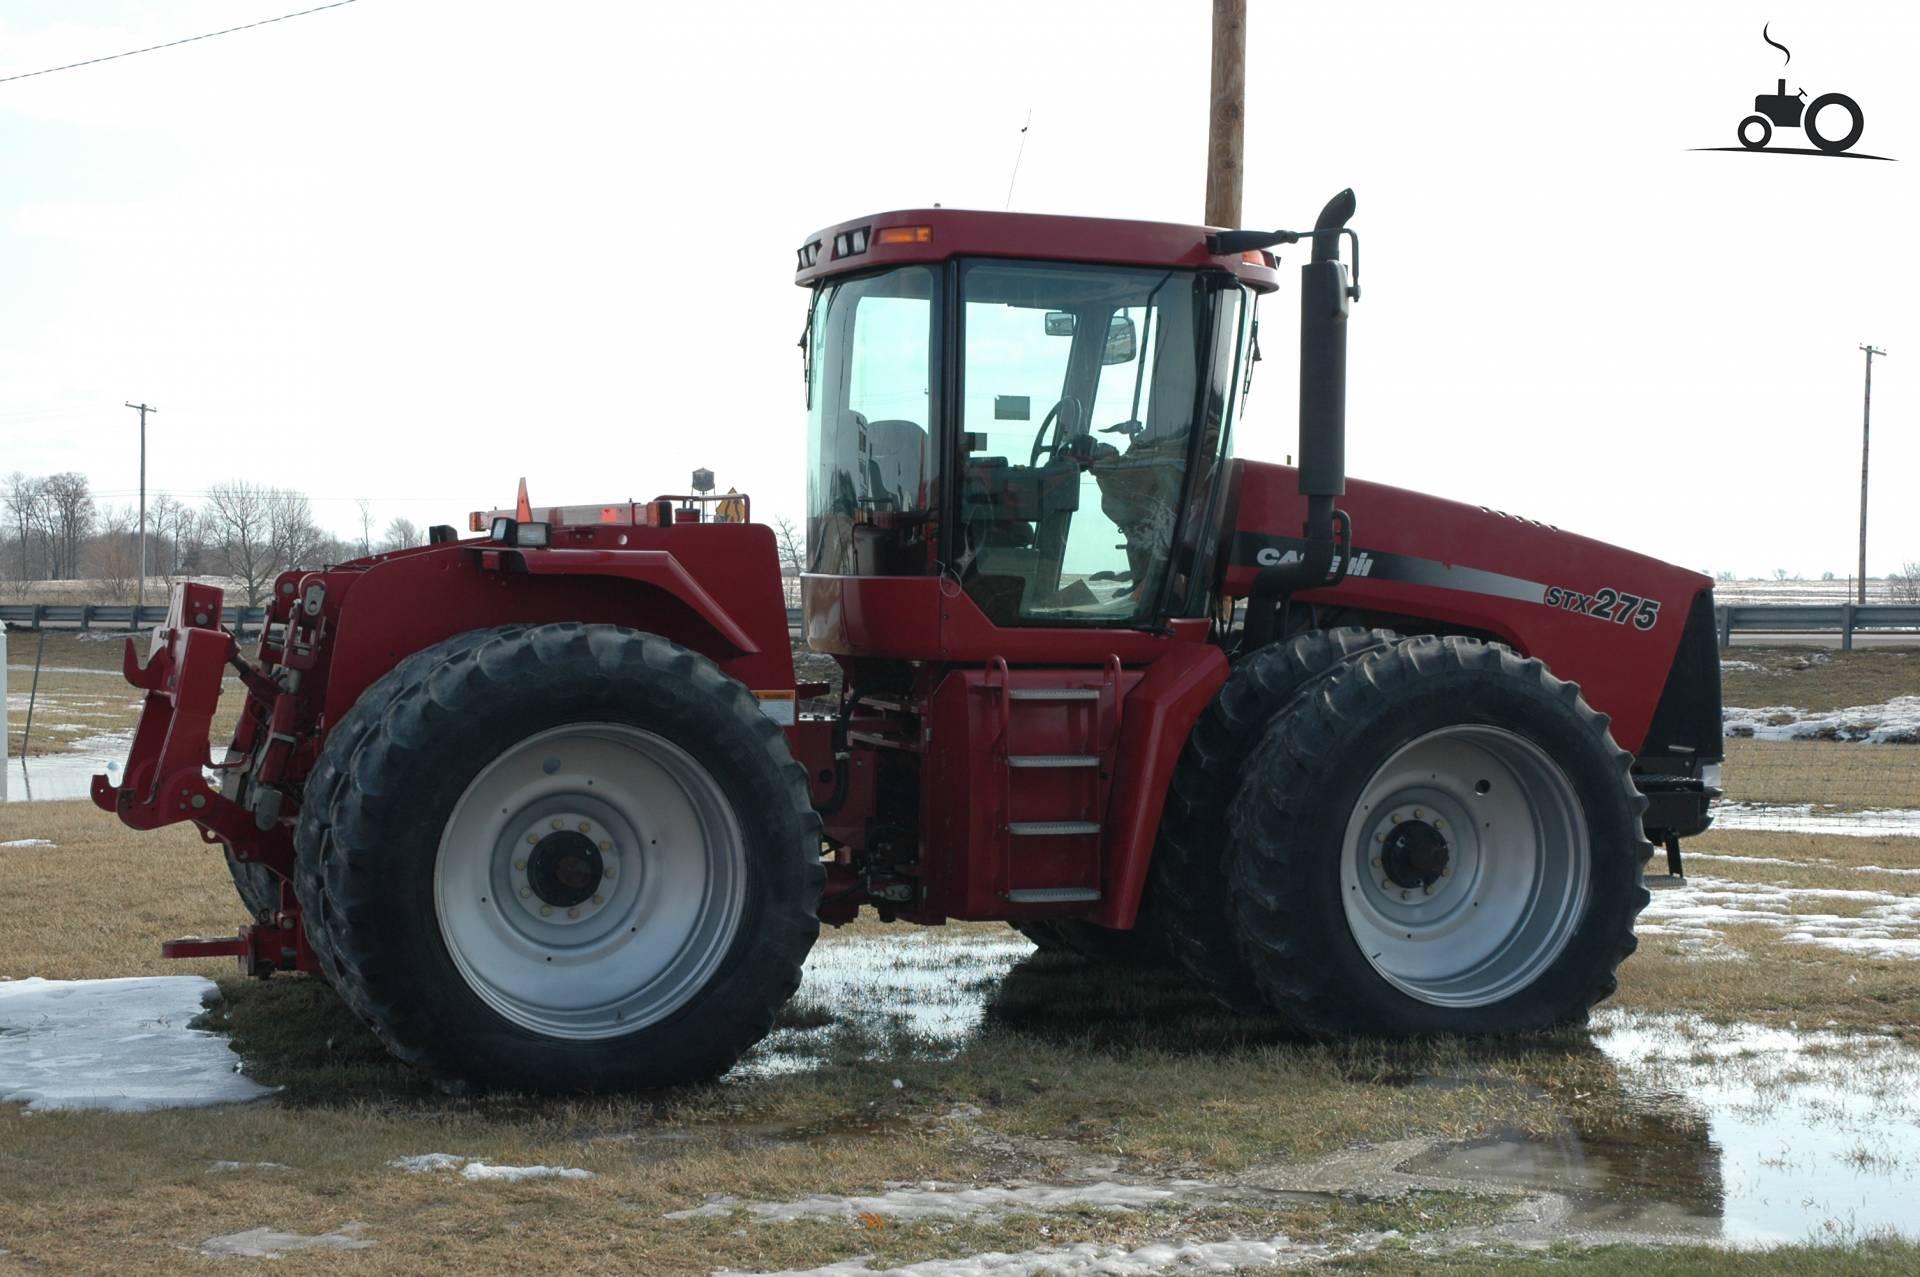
(1381, 819, 1449, 889)
(526, 831, 604, 907)
(1340, 725, 1591, 1009)
(435, 723, 749, 1041)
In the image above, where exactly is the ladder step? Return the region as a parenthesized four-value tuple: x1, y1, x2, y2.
(1007, 887, 1103, 903)
(1008, 688, 1100, 701)
(1007, 754, 1099, 769)
(1008, 821, 1100, 836)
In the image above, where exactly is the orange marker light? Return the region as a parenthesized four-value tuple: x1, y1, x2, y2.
(515, 478, 532, 522)
(876, 225, 932, 245)
(1240, 249, 1273, 267)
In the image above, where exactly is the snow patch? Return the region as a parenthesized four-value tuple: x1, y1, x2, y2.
(1723, 695, 1920, 743)
(1638, 876, 1920, 960)
(211, 1161, 290, 1172)
(0, 839, 53, 848)
(0, 977, 276, 1112)
(670, 1180, 1211, 1224)
(460, 1161, 593, 1182)
(200, 1222, 373, 1258)
(714, 1233, 1365, 1277)
(1711, 802, 1920, 838)
(388, 1152, 592, 1181)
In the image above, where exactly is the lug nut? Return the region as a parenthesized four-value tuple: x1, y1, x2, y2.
(567, 907, 579, 919)
(526, 834, 538, 845)
(577, 821, 591, 833)
(1400, 889, 1410, 901)
(514, 859, 526, 871)
(1423, 883, 1436, 896)
(550, 819, 563, 830)
(598, 839, 612, 852)
(592, 894, 604, 905)
(604, 866, 617, 879)
(1370, 857, 1381, 868)
(519, 887, 531, 899)
(540, 905, 552, 917)
(1414, 808, 1424, 819)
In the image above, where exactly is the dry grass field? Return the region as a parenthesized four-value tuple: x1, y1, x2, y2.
(2, 796, 1918, 1274)
(1, 638, 1917, 1272)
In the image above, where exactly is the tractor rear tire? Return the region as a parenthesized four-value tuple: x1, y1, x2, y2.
(309, 623, 823, 1092)
(1151, 627, 1398, 1005)
(293, 626, 526, 986)
(1227, 636, 1650, 1037)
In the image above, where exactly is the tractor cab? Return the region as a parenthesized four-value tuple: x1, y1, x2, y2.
(795, 211, 1281, 653)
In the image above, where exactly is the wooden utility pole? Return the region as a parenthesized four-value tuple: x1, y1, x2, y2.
(1857, 346, 1885, 604)
(1205, 0, 1246, 228)
(125, 401, 157, 618)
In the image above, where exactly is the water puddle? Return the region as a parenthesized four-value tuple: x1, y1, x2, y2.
(740, 932, 1033, 1075)
(4, 733, 129, 804)
(1412, 1013, 1920, 1246)
(734, 928, 1920, 1246)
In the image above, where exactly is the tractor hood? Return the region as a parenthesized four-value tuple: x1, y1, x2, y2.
(1222, 459, 1714, 753)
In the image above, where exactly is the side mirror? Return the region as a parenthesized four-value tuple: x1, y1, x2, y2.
(1102, 315, 1138, 365)
(1044, 311, 1077, 336)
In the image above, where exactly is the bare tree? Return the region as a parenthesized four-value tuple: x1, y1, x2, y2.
(771, 515, 805, 576)
(1889, 562, 1920, 605)
(205, 480, 276, 606)
(91, 505, 139, 601)
(381, 517, 421, 552)
(268, 488, 326, 573)
(2, 471, 46, 591)
(41, 472, 94, 580)
(356, 498, 375, 557)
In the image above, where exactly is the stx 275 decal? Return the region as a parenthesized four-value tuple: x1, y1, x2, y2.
(1545, 585, 1661, 631)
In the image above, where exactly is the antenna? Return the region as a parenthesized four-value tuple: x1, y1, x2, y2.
(1004, 109, 1032, 210)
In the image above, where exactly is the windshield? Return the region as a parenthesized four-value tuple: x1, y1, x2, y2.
(956, 260, 1221, 626)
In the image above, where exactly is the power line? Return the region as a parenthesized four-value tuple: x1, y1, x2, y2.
(0, 1, 359, 86)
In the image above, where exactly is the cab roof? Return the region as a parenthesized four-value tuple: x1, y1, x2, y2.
(794, 208, 1282, 292)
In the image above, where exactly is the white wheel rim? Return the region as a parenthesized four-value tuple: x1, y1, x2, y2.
(1339, 725, 1589, 1009)
(433, 723, 746, 1041)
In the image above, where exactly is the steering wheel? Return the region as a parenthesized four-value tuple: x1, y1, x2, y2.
(1028, 396, 1085, 467)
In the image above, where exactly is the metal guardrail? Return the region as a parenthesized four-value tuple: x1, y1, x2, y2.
(0, 602, 269, 633)
(3, 600, 1913, 647)
(0, 602, 808, 635)
(1716, 604, 1920, 651)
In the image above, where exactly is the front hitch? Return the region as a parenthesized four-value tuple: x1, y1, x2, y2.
(92, 582, 257, 848)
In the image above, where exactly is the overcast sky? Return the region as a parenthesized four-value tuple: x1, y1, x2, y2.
(2, 1, 1915, 578)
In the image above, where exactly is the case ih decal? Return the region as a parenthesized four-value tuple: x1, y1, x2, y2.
(1234, 535, 1663, 633)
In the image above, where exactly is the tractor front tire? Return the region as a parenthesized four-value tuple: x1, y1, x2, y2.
(1227, 636, 1650, 1037)
(309, 623, 822, 1092)
(1152, 627, 1398, 1005)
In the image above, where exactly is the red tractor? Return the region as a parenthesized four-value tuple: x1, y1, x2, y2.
(94, 192, 1721, 1091)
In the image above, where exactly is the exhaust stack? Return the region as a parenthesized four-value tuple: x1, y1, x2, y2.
(1214, 190, 1359, 648)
